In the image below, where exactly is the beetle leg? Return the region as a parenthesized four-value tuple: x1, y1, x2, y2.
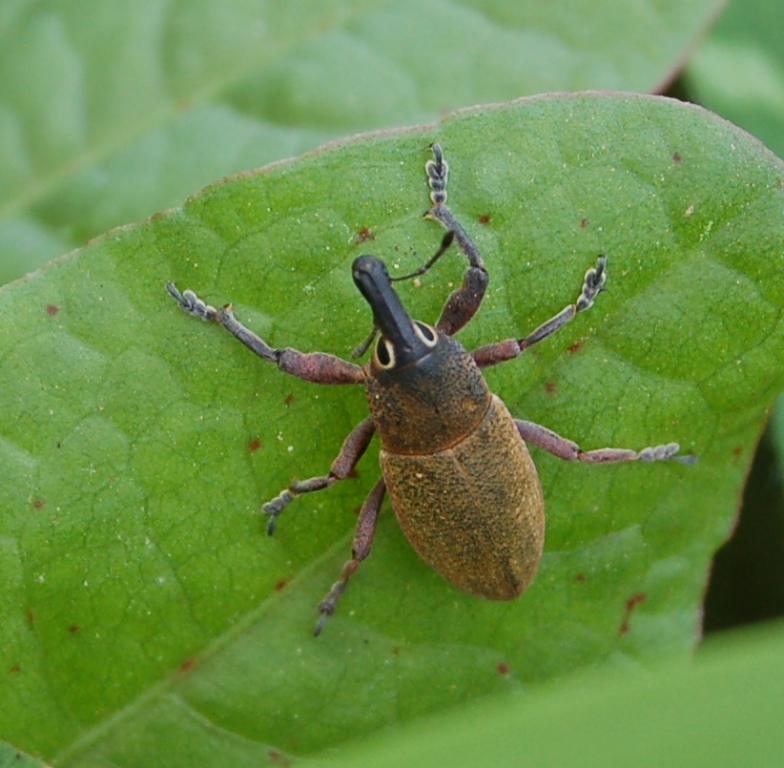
(471, 256, 607, 368)
(315, 477, 386, 635)
(167, 282, 365, 384)
(263, 417, 377, 535)
(423, 144, 490, 336)
(514, 419, 696, 464)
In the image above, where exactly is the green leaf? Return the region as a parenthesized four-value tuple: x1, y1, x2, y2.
(0, 742, 50, 768)
(684, 0, 784, 160)
(683, 0, 784, 625)
(1, 93, 783, 764)
(1, 0, 723, 283)
(319, 621, 784, 768)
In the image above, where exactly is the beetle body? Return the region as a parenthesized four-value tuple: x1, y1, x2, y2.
(355, 255, 545, 600)
(167, 143, 691, 634)
(382, 394, 544, 599)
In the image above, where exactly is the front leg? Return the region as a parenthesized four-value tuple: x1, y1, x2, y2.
(515, 419, 696, 464)
(472, 256, 606, 369)
(425, 144, 490, 336)
(167, 283, 365, 385)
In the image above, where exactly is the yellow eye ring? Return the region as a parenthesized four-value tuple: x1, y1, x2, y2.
(373, 337, 396, 369)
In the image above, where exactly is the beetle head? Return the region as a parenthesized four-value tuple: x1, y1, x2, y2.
(352, 255, 439, 371)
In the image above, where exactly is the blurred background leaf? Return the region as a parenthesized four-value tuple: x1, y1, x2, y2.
(315, 620, 784, 768)
(0, 0, 723, 285)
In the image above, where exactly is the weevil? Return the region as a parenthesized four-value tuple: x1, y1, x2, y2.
(167, 144, 693, 635)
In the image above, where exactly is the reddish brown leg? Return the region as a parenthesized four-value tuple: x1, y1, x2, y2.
(315, 477, 386, 635)
(167, 283, 365, 384)
(263, 417, 377, 534)
(416, 144, 489, 336)
(472, 256, 606, 368)
(351, 144, 488, 348)
(515, 419, 696, 464)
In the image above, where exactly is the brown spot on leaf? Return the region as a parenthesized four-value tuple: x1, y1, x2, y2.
(580, 218, 589, 229)
(544, 381, 557, 394)
(46, 304, 59, 316)
(275, 578, 289, 592)
(626, 593, 646, 611)
(284, 393, 295, 406)
(248, 438, 263, 453)
(355, 227, 375, 244)
(477, 214, 491, 225)
(575, 572, 586, 583)
(619, 592, 647, 635)
(179, 658, 197, 674)
(9, 664, 21, 673)
(69, 624, 80, 634)
(32, 498, 44, 509)
(567, 341, 584, 354)
(672, 152, 683, 164)
(497, 662, 510, 675)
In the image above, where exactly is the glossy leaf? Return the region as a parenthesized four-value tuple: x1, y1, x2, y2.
(1, 93, 783, 763)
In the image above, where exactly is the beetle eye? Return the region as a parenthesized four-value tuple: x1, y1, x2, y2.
(373, 337, 396, 369)
(413, 321, 438, 348)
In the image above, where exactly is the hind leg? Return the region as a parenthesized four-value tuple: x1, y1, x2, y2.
(515, 420, 695, 465)
(315, 478, 387, 635)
